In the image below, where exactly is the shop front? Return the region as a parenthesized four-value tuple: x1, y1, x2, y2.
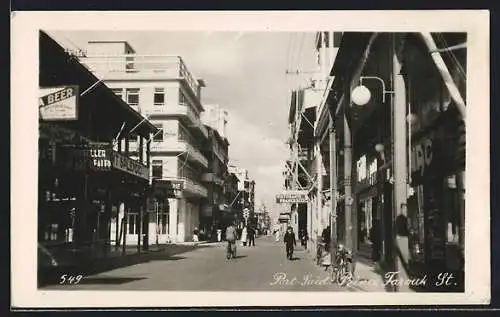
(402, 33, 466, 290)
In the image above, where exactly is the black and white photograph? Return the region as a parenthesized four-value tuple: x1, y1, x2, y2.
(11, 11, 489, 307)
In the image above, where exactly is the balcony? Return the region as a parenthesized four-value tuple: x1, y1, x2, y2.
(162, 177, 208, 199)
(150, 141, 208, 168)
(202, 173, 225, 187)
(143, 106, 208, 139)
(80, 55, 199, 98)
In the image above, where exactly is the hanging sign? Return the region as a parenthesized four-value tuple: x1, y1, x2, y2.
(39, 86, 79, 121)
(153, 180, 184, 198)
(276, 190, 309, 204)
(111, 151, 149, 180)
(88, 146, 112, 171)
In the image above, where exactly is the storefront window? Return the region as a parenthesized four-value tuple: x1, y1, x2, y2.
(407, 185, 425, 263)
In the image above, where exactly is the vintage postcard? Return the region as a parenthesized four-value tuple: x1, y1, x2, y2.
(11, 10, 490, 308)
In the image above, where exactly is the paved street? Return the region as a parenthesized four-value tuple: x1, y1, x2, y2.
(42, 236, 347, 291)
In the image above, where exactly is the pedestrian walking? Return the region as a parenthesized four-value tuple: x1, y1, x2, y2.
(225, 223, 238, 260)
(300, 229, 309, 249)
(369, 219, 381, 262)
(321, 225, 331, 249)
(283, 226, 297, 260)
(217, 228, 222, 242)
(241, 226, 248, 247)
(274, 228, 280, 242)
(248, 226, 256, 247)
(193, 228, 199, 242)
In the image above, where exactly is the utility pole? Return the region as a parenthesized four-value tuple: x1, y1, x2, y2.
(392, 33, 409, 292)
(344, 109, 353, 251)
(329, 112, 337, 273)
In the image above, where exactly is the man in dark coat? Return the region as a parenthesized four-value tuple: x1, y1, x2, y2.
(247, 226, 256, 247)
(283, 226, 297, 260)
(369, 219, 381, 261)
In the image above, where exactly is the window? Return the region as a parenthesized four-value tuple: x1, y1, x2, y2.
(179, 90, 187, 106)
(154, 88, 165, 106)
(126, 88, 140, 106)
(152, 160, 163, 179)
(160, 213, 169, 234)
(111, 88, 124, 100)
(125, 56, 135, 72)
(153, 124, 163, 142)
(178, 123, 192, 143)
(128, 213, 141, 234)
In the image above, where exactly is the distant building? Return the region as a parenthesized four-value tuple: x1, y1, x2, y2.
(228, 165, 255, 227)
(80, 41, 209, 243)
(201, 104, 228, 139)
(200, 125, 230, 235)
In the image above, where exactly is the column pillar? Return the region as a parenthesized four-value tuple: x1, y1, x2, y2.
(315, 143, 323, 246)
(344, 114, 353, 252)
(168, 198, 178, 243)
(329, 113, 338, 266)
(392, 35, 410, 291)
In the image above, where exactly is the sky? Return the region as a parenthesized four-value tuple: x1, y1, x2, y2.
(48, 30, 318, 220)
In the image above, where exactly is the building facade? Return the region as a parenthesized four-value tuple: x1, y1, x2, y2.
(38, 32, 158, 283)
(228, 166, 256, 228)
(200, 125, 230, 237)
(80, 41, 209, 243)
(312, 32, 466, 291)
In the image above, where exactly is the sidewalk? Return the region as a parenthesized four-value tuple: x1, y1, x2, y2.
(38, 241, 211, 287)
(302, 248, 392, 292)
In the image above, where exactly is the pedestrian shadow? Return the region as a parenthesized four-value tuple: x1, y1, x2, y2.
(78, 276, 146, 285)
(290, 257, 301, 261)
(39, 245, 199, 287)
(233, 255, 248, 259)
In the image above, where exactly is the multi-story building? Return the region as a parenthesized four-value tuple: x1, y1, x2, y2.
(200, 125, 230, 235)
(312, 32, 466, 291)
(285, 87, 320, 238)
(79, 41, 209, 243)
(202, 104, 228, 138)
(38, 32, 158, 281)
(228, 166, 256, 227)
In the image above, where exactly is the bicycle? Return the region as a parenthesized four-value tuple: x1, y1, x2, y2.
(330, 244, 353, 286)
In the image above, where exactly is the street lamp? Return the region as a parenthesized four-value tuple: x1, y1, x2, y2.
(374, 143, 385, 162)
(351, 76, 395, 106)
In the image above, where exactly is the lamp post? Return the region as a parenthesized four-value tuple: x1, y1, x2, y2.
(350, 35, 407, 292)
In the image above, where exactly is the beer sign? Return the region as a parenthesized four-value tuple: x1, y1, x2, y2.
(39, 86, 79, 121)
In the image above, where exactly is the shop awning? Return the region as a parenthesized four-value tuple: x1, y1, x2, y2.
(39, 31, 159, 141)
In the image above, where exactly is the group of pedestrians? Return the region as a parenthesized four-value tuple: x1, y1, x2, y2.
(240, 226, 256, 247)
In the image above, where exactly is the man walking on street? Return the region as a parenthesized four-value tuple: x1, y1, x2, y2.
(247, 226, 256, 247)
(225, 223, 238, 259)
(284, 226, 297, 260)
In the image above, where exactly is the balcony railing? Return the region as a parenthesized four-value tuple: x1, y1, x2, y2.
(80, 55, 199, 97)
(161, 177, 208, 198)
(202, 173, 225, 187)
(142, 106, 208, 139)
(150, 141, 208, 168)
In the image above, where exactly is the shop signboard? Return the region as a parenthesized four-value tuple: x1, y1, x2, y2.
(153, 180, 184, 198)
(111, 151, 149, 180)
(39, 86, 79, 121)
(88, 145, 112, 171)
(276, 190, 309, 204)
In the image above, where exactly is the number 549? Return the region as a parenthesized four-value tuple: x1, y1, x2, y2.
(59, 274, 83, 284)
